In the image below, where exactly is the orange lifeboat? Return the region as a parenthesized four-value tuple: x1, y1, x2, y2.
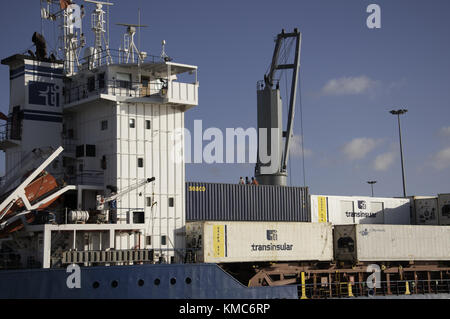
(0, 171, 60, 237)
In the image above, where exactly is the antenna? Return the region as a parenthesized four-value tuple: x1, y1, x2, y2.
(116, 23, 148, 64)
(40, 0, 86, 75)
(85, 0, 114, 66)
(161, 40, 172, 62)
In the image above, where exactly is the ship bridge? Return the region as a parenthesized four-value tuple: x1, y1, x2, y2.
(63, 58, 198, 111)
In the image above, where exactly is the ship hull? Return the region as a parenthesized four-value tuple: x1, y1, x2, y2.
(0, 263, 297, 299)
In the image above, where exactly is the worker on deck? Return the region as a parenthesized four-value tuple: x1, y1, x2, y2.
(251, 177, 259, 185)
(239, 177, 245, 185)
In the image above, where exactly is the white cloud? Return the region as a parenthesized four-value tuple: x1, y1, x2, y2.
(342, 138, 382, 160)
(290, 135, 313, 158)
(321, 75, 378, 96)
(430, 147, 450, 170)
(439, 126, 450, 137)
(373, 151, 396, 171)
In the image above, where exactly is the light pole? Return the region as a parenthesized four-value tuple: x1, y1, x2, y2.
(367, 181, 377, 197)
(390, 109, 408, 198)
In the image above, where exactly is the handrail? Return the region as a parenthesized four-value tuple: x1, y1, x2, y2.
(297, 279, 450, 298)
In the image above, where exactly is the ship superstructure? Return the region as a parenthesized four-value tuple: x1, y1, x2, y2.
(0, 0, 198, 269)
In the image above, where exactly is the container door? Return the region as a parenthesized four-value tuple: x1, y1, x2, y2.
(438, 194, 450, 225)
(415, 198, 438, 225)
(333, 225, 356, 261)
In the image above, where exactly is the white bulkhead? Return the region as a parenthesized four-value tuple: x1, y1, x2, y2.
(59, 61, 198, 264)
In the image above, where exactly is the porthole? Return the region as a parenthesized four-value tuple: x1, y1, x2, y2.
(154, 278, 160, 286)
(170, 278, 176, 285)
(93, 281, 100, 289)
(111, 280, 118, 288)
(185, 277, 192, 285)
(138, 279, 145, 287)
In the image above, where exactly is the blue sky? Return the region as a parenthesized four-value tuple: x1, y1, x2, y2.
(0, 0, 449, 197)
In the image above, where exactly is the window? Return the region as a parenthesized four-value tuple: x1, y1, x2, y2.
(161, 235, 167, 246)
(67, 129, 74, 139)
(76, 145, 84, 158)
(133, 211, 145, 224)
(10, 106, 22, 140)
(86, 145, 96, 157)
(101, 120, 108, 131)
(138, 158, 144, 168)
(116, 72, 131, 89)
(101, 155, 107, 170)
(98, 73, 105, 89)
(146, 197, 152, 207)
(87, 76, 95, 92)
(146, 120, 151, 130)
(168, 197, 174, 207)
(146, 236, 151, 246)
(129, 118, 135, 128)
(141, 75, 150, 86)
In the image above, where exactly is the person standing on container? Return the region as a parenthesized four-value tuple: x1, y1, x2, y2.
(251, 177, 259, 185)
(245, 177, 250, 185)
(239, 177, 245, 185)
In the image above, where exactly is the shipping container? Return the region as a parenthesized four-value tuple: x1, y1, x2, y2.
(334, 224, 450, 262)
(438, 194, 450, 225)
(410, 196, 439, 225)
(186, 182, 310, 222)
(186, 221, 333, 263)
(310, 195, 411, 225)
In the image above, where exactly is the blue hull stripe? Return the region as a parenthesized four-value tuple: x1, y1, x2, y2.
(10, 72, 65, 80)
(10, 66, 25, 76)
(25, 65, 64, 75)
(23, 114, 63, 123)
(10, 72, 24, 80)
(23, 110, 63, 116)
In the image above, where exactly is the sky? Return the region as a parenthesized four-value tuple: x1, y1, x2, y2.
(0, 0, 449, 198)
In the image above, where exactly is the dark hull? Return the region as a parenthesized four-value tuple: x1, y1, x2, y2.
(0, 263, 297, 299)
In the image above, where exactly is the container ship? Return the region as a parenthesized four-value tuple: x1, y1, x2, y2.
(0, 0, 449, 299)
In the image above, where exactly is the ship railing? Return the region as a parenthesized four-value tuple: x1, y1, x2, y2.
(0, 121, 22, 143)
(297, 279, 450, 299)
(67, 49, 163, 74)
(67, 170, 104, 187)
(64, 79, 169, 105)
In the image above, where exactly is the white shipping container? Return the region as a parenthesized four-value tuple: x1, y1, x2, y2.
(438, 194, 450, 225)
(310, 195, 411, 225)
(334, 224, 450, 262)
(186, 221, 333, 263)
(411, 196, 439, 225)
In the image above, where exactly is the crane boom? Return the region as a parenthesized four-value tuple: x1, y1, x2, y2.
(96, 177, 155, 210)
(255, 29, 302, 186)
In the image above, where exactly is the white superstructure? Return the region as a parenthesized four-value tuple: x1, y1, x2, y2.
(0, 1, 198, 268)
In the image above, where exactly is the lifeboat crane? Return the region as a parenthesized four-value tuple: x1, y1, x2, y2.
(96, 177, 156, 219)
(0, 147, 76, 235)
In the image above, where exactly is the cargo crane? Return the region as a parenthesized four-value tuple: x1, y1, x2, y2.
(96, 177, 156, 210)
(255, 29, 302, 186)
(96, 177, 156, 221)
